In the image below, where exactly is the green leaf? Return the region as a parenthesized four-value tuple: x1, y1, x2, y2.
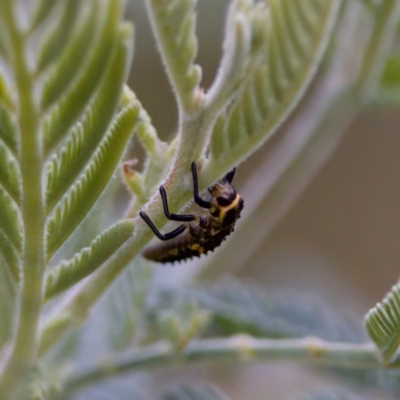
(0, 185, 21, 252)
(163, 384, 232, 400)
(0, 70, 15, 111)
(0, 230, 20, 286)
(0, 141, 21, 205)
(159, 306, 211, 349)
(29, 364, 66, 400)
(40, 1, 99, 110)
(209, 0, 341, 171)
(30, 0, 59, 32)
(147, 0, 201, 110)
(0, 255, 18, 348)
(46, 102, 140, 258)
(45, 26, 133, 214)
(365, 282, 400, 362)
(166, 279, 365, 343)
(43, 0, 124, 155)
(45, 220, 134, 300)
(104, 258, 153, 351)
(0, 102, 18, 157)
(36, 0, 82, 72)
(381, 52, 400, 88)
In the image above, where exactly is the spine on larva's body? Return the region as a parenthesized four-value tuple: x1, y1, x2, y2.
(142, 229, 193, 263)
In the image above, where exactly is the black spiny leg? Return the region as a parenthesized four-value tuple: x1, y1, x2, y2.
(159, 186, 195, 222)
(140, 211, 186, 241)
(225, 168, 236, 183)
(191, 162, 211, 209)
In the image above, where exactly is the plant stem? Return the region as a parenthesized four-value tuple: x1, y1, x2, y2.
(0, 1, 45, 396)
(66, 336, 381, 394)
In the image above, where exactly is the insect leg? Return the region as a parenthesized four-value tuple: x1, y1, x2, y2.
(159, 186, 195, 222)
(191, 162, 211, 209)
(140, 211, 186, 241)
(225, 168, 236, 183)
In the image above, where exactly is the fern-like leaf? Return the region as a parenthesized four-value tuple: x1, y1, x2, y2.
(0, 70, 15, 111)
(0, 186, 21, 252)
(45, 220, 134, 300)
(0, 102, 18, 157)
(0, 141, 21, 205)
(147, 0, 201, 111)
(0, 256, 18, 348)
(46, 102, 140, 258)
(209, 0, 340, 172)
(43, 0, 124, 154)
(163, 384, 231, 400)
(40, 1, 99, 110)
(104, 259, 152, 350)
(0, 230, 20, 286)
(29, 365, 65, 400)
(156, 279, 365, 343)
(30, 0, 58, 32)
(36, 0, 81, 73)
(365, 282, 400, 362)
(45, 26, 132, 214)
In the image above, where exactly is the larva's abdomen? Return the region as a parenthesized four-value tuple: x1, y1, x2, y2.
(142, 229, 198, 263)
(142, 224, 236, 264)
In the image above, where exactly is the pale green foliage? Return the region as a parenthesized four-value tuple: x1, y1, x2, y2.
(157, 302, 211, 349)
(0, 256, 18, 348)
(46, 101, 140, 257)
(366, 282, 400, 361)
(0, 141, 20, 204)
(0, 230, 20, 286)
(29, 364, 65, 400)
(174, 279, 365, 342)
(0, 103, 18, 157)
(42, 0, 124, 153)
(45, 220, 134, 300)
(0, 186, 21, 252)
(210, 0, 341, 170)
(37, 0, 81, 72)
(45, 26, 133, 213)
(0, 72, 14, 111)
(0, 0, 143, 396)
(0, 0, 398, 398)
(30, 0, 58, 32)
(40, 2, 99, 110)
(146, 0, 201, 111)
(105, 259, 152, 350)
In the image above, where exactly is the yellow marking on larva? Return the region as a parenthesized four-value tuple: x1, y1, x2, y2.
(219, 194, 241, 222)
(190, 243, 200, 250)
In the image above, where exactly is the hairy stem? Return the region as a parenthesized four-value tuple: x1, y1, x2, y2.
(66, 336, 380, 395)
(0, 1, 45, 396)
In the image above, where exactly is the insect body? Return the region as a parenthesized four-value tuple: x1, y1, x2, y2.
(139, 162, 243, 263)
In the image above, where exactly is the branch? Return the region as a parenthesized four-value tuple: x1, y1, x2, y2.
(66, 336, 380, 394)
(0, 0, 45, 396)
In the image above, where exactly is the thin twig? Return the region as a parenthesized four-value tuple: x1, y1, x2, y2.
(66, 335, 381, 395)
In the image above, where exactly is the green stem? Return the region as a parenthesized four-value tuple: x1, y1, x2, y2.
(66, 336, 381, 395)
(0, 1, 45, 397)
